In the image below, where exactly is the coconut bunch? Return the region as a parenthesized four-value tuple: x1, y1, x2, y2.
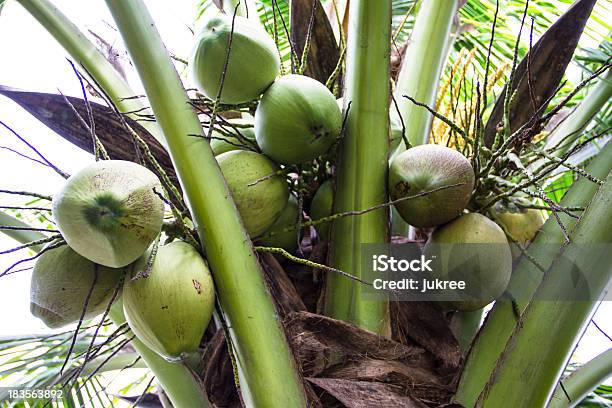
(30, 160, 215, 362)
(386, 144, 516, 310)
(186, 13, 556, 312)
(188, 13, 348, 251)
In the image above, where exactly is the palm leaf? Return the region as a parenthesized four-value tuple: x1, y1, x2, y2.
(0, 322, 145, 407)
(482, 0, 598, 146)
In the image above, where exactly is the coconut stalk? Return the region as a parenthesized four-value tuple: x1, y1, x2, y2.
(0, 211, 47, 252)
(451, 309, 484, 354)
(454, 140, 612, 407)
(477, 173, 612, 407)
(545, 68, 612, 157)
(325, 0, 391, 334)
(221, 0, 259, 21)
(15, 0, 163, 144)
(548, 348, 612, 408)
(0, 213, 210, 407)
(108, 301, 211, 408)
(391, 0, 458, 149)
(103, 1, 306, 407)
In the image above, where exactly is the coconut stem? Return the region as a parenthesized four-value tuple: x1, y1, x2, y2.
(0, 211, 48, 252)
(545, 68, 612, 157)
(108, 301, 211, 408)
(477, 173, 612, 407)
(103, 1, 307, 406)
(325, 0, 392, 334)
(392, 0, 459, 149)
(548, 348, 612, 408)
(451, 308, 484, 355)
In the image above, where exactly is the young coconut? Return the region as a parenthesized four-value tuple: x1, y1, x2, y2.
(492, 199, 546, 259)
(190, 15, 280, 104)
(52, 160, 165, 268)
(217, 150, 289, 237)
(30, 244, 124, 328)
(424, 213, 512, 311)
(210, 117, 257, 156)
(122, 241, 215, 362)
(257, 194, 300, 253)
(389, 144, 474, 227)
(310, 180, 334, 240)
(256, 74, 342, 164)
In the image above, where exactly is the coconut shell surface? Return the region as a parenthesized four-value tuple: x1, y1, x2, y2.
(52, 160, 164, 268)
(310, 179, 334, 240)
(217, 150, 289, 237)
(425, 213, 512, 311)
(256, 74, 342, 164)
(190, 15, 280, 104)
(389, 144, 475, 228)
(492, 201, 546, 258)
(123, 241, 215, 361)
(30, 244, 123, 328)
(257, 194, 300, 253)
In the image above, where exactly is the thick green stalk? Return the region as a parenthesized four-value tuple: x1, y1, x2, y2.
(454, 140, 612, 407)
(15, 0, 163, 144)
(545, 68, 612, 157)
(478, 174, 612, 407)
(325, 0, 391, 334)
(0, 211, 46, 252)
(104, 1, 306, 406)
(108, 301, 210, 408)
(548, 348, 612, 408)
(451, 309, 484, 355)
(222, 0, 259, 21)
(0, 212, 209, 407)
(391, 0, 458, 148)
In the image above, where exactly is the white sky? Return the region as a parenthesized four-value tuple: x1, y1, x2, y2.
(0, 0, 609, 383)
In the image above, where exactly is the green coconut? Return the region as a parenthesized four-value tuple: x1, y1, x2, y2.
(257, 194, 300, 253)
(492, 199, 546, 259)
(52, 160, 164, 268)
(424, 213, 512, 311)
(30, 244, 123, 328)
(123, 241, 215, 361)
(389, 144, 475, 228)
(310, 180, 334, 240)
(389, 116, 404, 153)
(190, 14, 280, 104)
(210, 117, 257, 156)
(217, 150, 289, 237)
(255, 74, 342, 164)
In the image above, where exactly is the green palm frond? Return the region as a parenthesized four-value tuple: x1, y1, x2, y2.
(580, 384, 612, 407)
(0, 321, 146, 407)
(577, 40, 612, 73)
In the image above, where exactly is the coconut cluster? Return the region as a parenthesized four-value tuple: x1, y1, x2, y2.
(31, 160, 215, 362)
(189, 13, 343, 249)
(387, 144, 547, 311)
(186, 13, 544, 315)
